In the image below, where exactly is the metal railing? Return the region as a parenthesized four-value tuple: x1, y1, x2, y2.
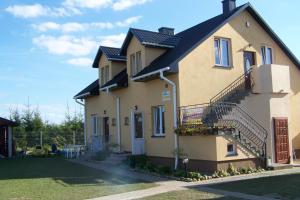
(178, 103, 267, 157)
(210, 69, 252, 105)
(178, 68, 268, 158)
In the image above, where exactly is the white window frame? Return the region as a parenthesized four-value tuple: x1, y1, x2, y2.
(153, 106, 165, 136)
(130, 51, 142, 76)
(104, 65, 109, 83)
(100, 67, 105, 86)
(91, 115, 99, 136)
(227, 143, 237, 156)
(214, 38, 231, 67)
(261, 46, 273, 65)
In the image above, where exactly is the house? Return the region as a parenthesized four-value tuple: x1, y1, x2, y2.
(0, 117, 16, 158)
(74, 0, 300, 172)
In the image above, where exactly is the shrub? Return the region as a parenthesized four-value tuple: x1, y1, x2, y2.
(227, 163, 240, 176)
(92, 150, 110, 161)
(128, 155, 148, 169)
(157, 165, 172, 175)
(174, 170, 186, 178)
(187, 172, 201, 180)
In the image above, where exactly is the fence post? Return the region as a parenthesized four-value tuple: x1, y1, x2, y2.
(40, 131, 43, 147)
(73, 131, 76, 145)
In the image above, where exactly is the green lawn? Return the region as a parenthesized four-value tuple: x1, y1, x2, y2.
(139, 189, 241, 200)
(0, 157, 156, 200)
(211, 173, 300, 199)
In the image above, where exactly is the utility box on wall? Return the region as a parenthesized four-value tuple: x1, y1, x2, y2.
(252, 64, 290, 94)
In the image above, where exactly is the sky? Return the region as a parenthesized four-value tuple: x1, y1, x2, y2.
(1, 0, 300, 124)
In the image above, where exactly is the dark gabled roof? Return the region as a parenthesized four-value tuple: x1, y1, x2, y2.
(74, 79, 100, 99)
(0, 117, 17, 126)
(133, 3, 300, 80)
(100, 69, 128, 90)
(120, 28, 181, 55)
(93, 46, 126, 68)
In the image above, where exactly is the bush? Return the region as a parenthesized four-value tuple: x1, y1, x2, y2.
(92, 150, 110, 161)
(187, 172, 201, 180)
(128, 155, 148, 168)
(174, 170, 186, 178)
(227, 163, 240, 176)
(157, 165, 172, 175)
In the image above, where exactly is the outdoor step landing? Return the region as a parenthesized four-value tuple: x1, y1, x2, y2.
(268, 163, 293, 171)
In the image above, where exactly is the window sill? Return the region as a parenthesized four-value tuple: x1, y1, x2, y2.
(214, 65, 233, 69)
(151, 135, 165, 138)
(226, 153, 238, 157)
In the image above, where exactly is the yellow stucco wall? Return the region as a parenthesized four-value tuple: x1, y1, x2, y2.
(84, 9, 300, 163)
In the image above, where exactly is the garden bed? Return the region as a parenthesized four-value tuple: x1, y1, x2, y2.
(127, 155, 265, 182)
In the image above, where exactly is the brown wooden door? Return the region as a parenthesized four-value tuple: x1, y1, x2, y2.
(274, 118, 290, 164)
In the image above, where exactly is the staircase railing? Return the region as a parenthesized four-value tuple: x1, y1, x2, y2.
(213, 102, 268, 157)
(210, 68, 252, 105)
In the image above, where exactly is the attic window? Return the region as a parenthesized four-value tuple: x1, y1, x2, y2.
(214, 38, 231, 67)
(130, 51, 142, 76)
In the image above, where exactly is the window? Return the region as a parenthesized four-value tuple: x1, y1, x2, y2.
(136, 51, 142, 74)
(91, 115, 99, 136)
(261, 46, 273, 65)
(153, 106, 165, 136)
(100, 65, 110, 85)
(130, 51, 142, 76)
(112, 118, 116, 126)
(124, 117, 130, 126)
(227, 143, 237, 156)
(130, 53, 136, 76)
(214, 38, 231, 67)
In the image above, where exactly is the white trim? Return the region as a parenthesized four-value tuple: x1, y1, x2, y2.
(142, 42, 175, 49)
(261, 45, 273, 65)
(153, 106, 165, 136)
(214, 38, 231, 67)
(74, 92, 90, 99)
(131, 67, 170, 81)
(100, 84, 118, 92)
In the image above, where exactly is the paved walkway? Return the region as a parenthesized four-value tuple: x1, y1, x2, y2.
(69, 160, 300, 200)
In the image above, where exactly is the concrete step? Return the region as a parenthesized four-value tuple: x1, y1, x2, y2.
(268, 163, 294, 170)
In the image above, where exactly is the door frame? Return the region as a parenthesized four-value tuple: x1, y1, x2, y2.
(130, 110, 145, 155)
(273, 117, 290, 164)
(243, 51, 256, 72)
(103, 117, 110, 144)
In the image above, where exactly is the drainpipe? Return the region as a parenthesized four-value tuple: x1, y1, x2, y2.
(102, 86, 121, 153)
(159, 70, 179, 170)
(75, 99, 87, 146)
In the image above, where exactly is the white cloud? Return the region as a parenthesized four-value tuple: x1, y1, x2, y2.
(99, 33, 126, 47)
(63, 0, 112, 9)
(33, 35, 98, 56)
(32, 16, 141, 33)
(112, 0, 150, 11)
(67, 57, 93, 67)
(5, 4, 72, 18)
(116, 16, 142, 27)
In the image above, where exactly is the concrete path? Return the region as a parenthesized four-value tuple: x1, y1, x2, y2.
(69, 160, 300, 200)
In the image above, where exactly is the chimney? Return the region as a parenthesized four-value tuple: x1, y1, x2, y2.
(158, 27, 175, 36)
(222, 0, 236, 16)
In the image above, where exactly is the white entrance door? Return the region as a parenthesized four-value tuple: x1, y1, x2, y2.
(131, 111, 145, 155)
(91, 115, 103, 152)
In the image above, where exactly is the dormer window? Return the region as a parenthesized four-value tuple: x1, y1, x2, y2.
(130, 51, 142, 76)
(100, 65, 110, 86)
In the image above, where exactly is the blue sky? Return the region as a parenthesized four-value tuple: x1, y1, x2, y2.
(1, 0, 299, 123)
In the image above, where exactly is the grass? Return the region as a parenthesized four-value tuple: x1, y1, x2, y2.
(0, 157, 156, 200)
(139, 189, 242, 200)
(211, 173, 300, 199)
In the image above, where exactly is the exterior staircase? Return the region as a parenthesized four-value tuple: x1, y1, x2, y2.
(179, 69, 268, 159)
